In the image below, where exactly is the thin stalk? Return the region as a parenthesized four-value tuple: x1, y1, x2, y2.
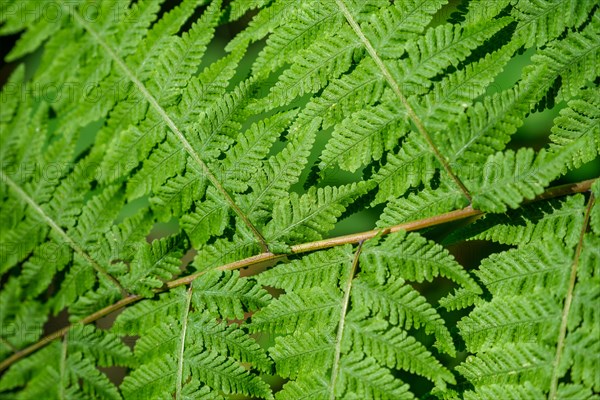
(175, 287, 194, 399)
(59, 336, 68, 399)
(329, 241, 364, 399)
(0, 178, 594, 372)
(548, 191, 595, 399)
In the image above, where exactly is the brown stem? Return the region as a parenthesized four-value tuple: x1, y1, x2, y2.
(0, 178, 594, 373)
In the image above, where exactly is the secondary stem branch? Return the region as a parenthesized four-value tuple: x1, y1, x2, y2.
(0, 178, 594, 372)
(334, 0, 473, 202)
(0, 171, 128, 297)
(548, 190, 595, 399)
(329, 241, 364, 399)
(68, 7, 269, 253)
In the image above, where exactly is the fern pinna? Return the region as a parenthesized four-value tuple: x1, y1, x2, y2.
(0, 0, 598, 398)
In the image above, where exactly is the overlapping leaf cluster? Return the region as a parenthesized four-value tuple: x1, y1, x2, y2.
(0, 0, 598, 398)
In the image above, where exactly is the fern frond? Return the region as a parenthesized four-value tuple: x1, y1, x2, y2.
(189, 313, 273, 373)
(0, 279, 46, 361)
(221, 109, 298, 193)
(258, 245, 354, 291)
(0, 324, 132, 399)
(65, 352, 122, 400)
(116, 278, 272, 398)
(291, 58, 384, 133)
(275, 372, 329, 400)
(377, 185, 468, 227)
(438, 287, 483, 312)
(345, 317, 455, 388)
(362, 0, 447, 58)
(591, 180, 600, 235)
(459, 294, 561, 352)
(0, 345, 58, 392)
(250, 287, 342, 335)
(457, 343, 552, 386)
(352, 274, 455, 356)
(396, 18, 512, 87)
(187, 349, 273, 399)
(149, 0, 222, 106)
(228, 0, 307, 50)
(180, 187, 229, 248)
(443, 194, 586, 246)
(241, 118, 320, 224)
(371, 132, 437, 204)
(270, 329, 334, 379)
(548, 88, 600, 172)
(475, 241, 571, 296)
(520, 13, 600, 102)
(361, 230, 480, 292)
(458, 193, 599, 397)
(265, 182, 371, 243)
(120, 354, 178, 399)
(112, 289, 188, 335)
(252, 0, 341, 77)
(1, 0, 598, 398)
(335, 352, 414, 400)
(513, 0, 597, 48)
(192, 270, 271, 320)
(319, 100, 408, 173)
(463, 381, 545, 400)
(257, 27, 363, 110)
(120, 233, 188, 297)
(149, 169, 207, 221)
(470, 148, 562, 212)
(67, 325, 133, 367)
(418, 39, 520, 134)
(464, 98, 595, 213)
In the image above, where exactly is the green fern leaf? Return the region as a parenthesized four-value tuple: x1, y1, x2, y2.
(443, 195, 586, 246)
(258, 246, 354, 291)
(344, 317, 455, 388)
(1, 1, 598, 399)
(250, 287, 342, 335)
(377, 185, 467, 227)
(361, 230, 480, 292)
(275, 373, 329, 400)
(352, 274, 455, 356)
(335, 352, 414, 400)
(513, 0, 597, 47)
(192, 270, 271, 320)
(471, 148, 560, 212)
(121, 233, 188, 297)
(265, 182, 371, 243)
(269, 329, 334, 379)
